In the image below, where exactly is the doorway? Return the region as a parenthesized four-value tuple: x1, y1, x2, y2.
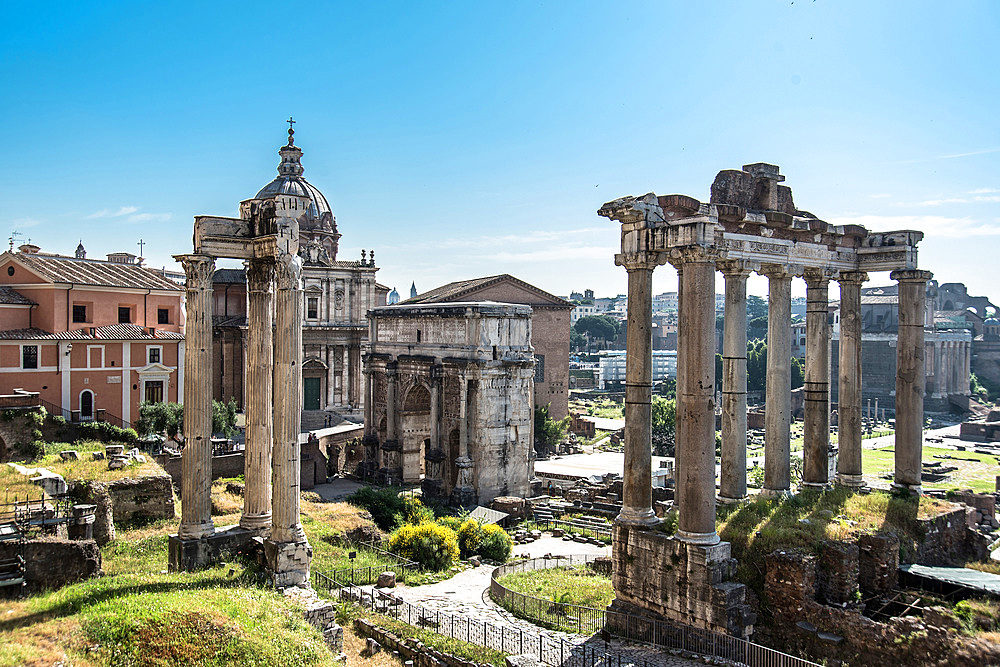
(303, 377, 321, 410)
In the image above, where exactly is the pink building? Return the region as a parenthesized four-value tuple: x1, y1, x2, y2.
(0, 244, 185, 426)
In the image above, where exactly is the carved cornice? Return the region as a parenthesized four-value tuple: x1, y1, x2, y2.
(598, 193, 665, 227)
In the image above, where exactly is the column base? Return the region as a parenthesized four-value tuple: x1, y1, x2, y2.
(449, 485, 477, 508)
(177, 518, 215, 540)
(239, 512, 272, 531)
(168, 525, 255, 572)
(800, 481, 831, 491)
(676, 529, 721, 545)
(264, 538, 313, 589)
(891, 481, 922, 496)
(718, 494, 748, 505)
(616, 506, 660, 528)
(759, 487, 792, 499)
(835, 473, 866, 488)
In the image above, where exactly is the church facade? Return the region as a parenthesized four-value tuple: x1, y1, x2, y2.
(212, 131, 387, 422)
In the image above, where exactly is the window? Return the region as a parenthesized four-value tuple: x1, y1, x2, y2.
(307, 297, 319, 319)
(534, 354, 545, 383)
(148, 346, 161, 364)
(118, 307, 131, 324)
(22, 345, 38, 369)
(144, 381, 164, 404)
(157, 308, 169, 324)
(72, 305, 87, 323)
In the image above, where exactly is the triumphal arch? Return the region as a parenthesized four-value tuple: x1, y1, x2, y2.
(168, 129, 312, 587)
(600, 163, 930, 637)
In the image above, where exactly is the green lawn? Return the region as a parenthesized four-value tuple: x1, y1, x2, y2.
(498, 564, 613, 609)
(862, 444, 1000, 493)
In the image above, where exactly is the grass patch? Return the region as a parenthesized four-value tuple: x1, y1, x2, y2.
(861, 445, 1000, 493)
(718, 487, 953, 600)
(32, 440, 165, 484)
(336, 602, 507, 667)
(498, 563, 613, 609)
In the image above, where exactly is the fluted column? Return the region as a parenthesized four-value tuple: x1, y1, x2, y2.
(177, 254, 215, 540)
(617, 252, 661, 527)
(802, 270, 831, 488)
(241, 258, 274, 530)
(271, 254, 307, 544)
(363, 363, 374, 438)
(718, 261, 751, 502)
(762, 264, 793, 496)
(429, 365, 442, 452)
(893, 269, 932, 494)
(674, 251, 719, 543)
(836, 271, 867, 487)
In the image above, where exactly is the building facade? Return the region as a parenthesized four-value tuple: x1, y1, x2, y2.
(363, 302, 534, 505)
(400, 274, 572, 419)
(0, 245, 185, 424)
(211, 133, 388, 422)
(598, 349, 676, 389)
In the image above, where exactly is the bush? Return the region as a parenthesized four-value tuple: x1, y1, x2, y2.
(387, 522, 460, 570)
(77, 421, 139, 446)
(393, 496, 435, 527)
(347, 486, 406, 532)
(456, 519, 483, 559)
(478, 524, 512, 562)
(437, 515, 463, 531)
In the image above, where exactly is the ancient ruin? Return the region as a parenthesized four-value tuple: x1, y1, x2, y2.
(363, 302, 534, 505)
(599, 163, 931, 637)
(168, 123, 311, 586)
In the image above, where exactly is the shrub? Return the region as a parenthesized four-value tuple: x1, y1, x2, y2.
(437, 515, 463, 531)
(387, 522, 459, 570)
(478, 524, 512, 562)
(77, 421, 139, 446)
(456, 518, 483, 559)
(393, 496, 434, 527)
(347, 486, 406, 532)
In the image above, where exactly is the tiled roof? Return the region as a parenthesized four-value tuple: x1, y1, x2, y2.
(401, 274, 572, 308)
(0, 325, 184, 340)
(10, 253, 182, 291)
(213, 268, 246, 284)
(0, 287, 34, 305)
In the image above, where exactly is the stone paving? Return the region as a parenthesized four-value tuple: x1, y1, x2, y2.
(384, 537, 705, 667)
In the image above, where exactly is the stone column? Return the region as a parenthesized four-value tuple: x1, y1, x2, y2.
(363, 363, 374, 438)
(718, 261, 751, 502)
(892, 269, 932, 494)
(177, 254, 215, 540)
(802, 270, 831, 488)
(452, 372, 475, 506)
(674, 251, 719, 543)
(270, 254, 307, 545)
(326, 345, 336, 408)
(836, 271, 867, 487)
(762, 265, 793, 496)
(241, 258, 274, 530)
(617, 253, 660, 528)
(429, 365, 442, 452)
(382, 361, 401, 482)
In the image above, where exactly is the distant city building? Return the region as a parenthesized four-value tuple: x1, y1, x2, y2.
(388, 287, 400, 305)
(0, 243, 185, 425)
(570, 303, 597, 324)
(401, 274, 573, 419)
(410, 282, 418, 299)
(653, 291, 678, 312)
(599, 349, 676, 389)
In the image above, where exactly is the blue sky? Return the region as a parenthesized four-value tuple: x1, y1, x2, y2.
(2, 1, 998, 300)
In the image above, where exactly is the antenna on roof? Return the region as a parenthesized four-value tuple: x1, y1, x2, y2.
(9, 231, 24, 251)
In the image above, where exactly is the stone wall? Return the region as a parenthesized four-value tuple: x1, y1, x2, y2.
(0, 538, 101, 593)
(913, 506, 974, 565)
(611, 525, 754, 639)
(764, 549, 1000, 666)
(0, 407, 45, 462)
(353, 617, 490, 667)
(68, 475, 175, 544)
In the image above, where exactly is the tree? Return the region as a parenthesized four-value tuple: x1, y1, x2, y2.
(747, 295, 768, 320)
(136, 398, 240, 441)
(791, 357, 804, 390)
(570, 329, 586, 352)
(651, 396, 676, 457)
(534, 403, 569, 452)
(574, 315, 620, 348)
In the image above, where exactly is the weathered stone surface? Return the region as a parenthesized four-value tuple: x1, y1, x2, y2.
(858, 533, 898, 595)
(59, 450, 79, 461)
(168, 525, 256, 572)
(0, 538, 101, 592)
(377, 571, 397, 588)
(815, 540, 859, 605)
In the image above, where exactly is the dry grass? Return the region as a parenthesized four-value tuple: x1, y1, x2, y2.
(341, 625, 401, 667)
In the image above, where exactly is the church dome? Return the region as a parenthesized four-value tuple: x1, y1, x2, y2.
(254, 124, 335, 234)
(985, 318, 999, 326)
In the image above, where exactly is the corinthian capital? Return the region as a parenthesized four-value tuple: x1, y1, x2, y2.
(616, 251, 664, 272)
(175, 254, 216, 288)
(274, 253, 302, 289)
(246, 258, 275, 292)
(838, 270, 869, 285)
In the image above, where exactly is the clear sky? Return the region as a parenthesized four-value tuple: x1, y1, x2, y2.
(2, 2, 998, 301)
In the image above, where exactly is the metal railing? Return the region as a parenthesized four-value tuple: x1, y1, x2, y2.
(490, 556, 822, 667)
(35, 395, 134, 430)
(312, 569, 702, 667)
(528, 518, 613, 542)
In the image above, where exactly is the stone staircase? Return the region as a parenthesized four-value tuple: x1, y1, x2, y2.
(300, 410, 346, 433)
